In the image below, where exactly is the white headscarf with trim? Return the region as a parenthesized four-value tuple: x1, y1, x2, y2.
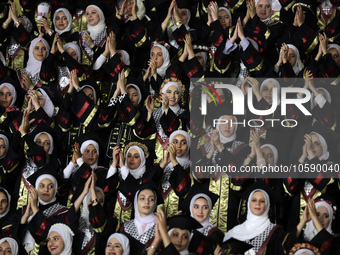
(53, 8, 72, 35)
(48, 223, 74, 255)
(86, 5, 106, 40)
(107, 233, 130, 255)
(223, 189, 271, 241)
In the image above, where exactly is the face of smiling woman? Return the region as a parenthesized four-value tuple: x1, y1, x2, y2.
(54, 11, 68, 30)
(86, 7, 100, 26)
(191, 198, 210, 223)
(33, 41, 48, 61)
(47, 231, 65, 255)
(105, 238, 124, 255)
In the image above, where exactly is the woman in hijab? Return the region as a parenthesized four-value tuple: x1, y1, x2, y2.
(80, 5, 107, 65)
(102, 70, 156, 159)
(304, 200, 334, 241)
(223, 189, 286, 254)
(15, 113, 60, 209)
(120, 183, 163, 251)
(106, 233, 130, 255)
(0, 82, 22, 132)
(275, 43, 304, 77)
(180, 186, 224, 248)
(1, 2, 33, 72)
(18, 173, 70, 254)
(17, 37, 50, 90)
(47, 223, 74, 255)
(158, 130, 191, 218)
(249, 0, 285, 65)
(152, 80, 186, 163)
(0, 188, 13, 229)
(0, 237, 19, 255)
(107, 141, 161, 230)
(148, 211, 202, 255)
(193, 114, 251, 233)
(50, 8, 77, 43)
(143, 43, 171, 96)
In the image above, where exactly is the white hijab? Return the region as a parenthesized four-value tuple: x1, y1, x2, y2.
(218, 7, 232, 26)
(0, 83, 17, 108)
(216, 116, 238, 144)
(118, 50, 130, 65)
(25, 37, 50, 78)
(133, 189, 157, 236)
(0, 237, 19, 255)
(80, 85, 97, 103)
(150, 44, 170, 78)
(294, 249, 316, 255)
(189, 194, 212, 230)
(123, 146, 146, 179)
(33, 132, 54, 155)
(171, 9, 191, 30)
(0, 134, 9, 160)
(127, 0, 146, 21)
(310, 87, 331, 110)
(260, 144, 278, 166)
(161, 81, 182, 113)
(0, 188, 11, 218)
(53, 8, 72, 35)
(304, 201, 334, 241)
(64, 42, 81, 63)
(35, 174, 58, 206)
(280, 44, 303, 75)
(168, 130, 191, 168)
(36, 88, 55, 117)
(224, 189, 271, 241)
(260, 78, 281, 105)
(168, 228, 192, 255)
(107, 233, 130, 255)
(80, 140, 99, 169)
(48, 223, 74, 255)
(328, 44, 340, 66)
(86, 5, 106, 40)
(126, 84, 142, 106)
(310, 132, 329, 161)
(81, 186, 104, 227)
(0, 52, 5, 66)
(255, 0, 275, 25)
